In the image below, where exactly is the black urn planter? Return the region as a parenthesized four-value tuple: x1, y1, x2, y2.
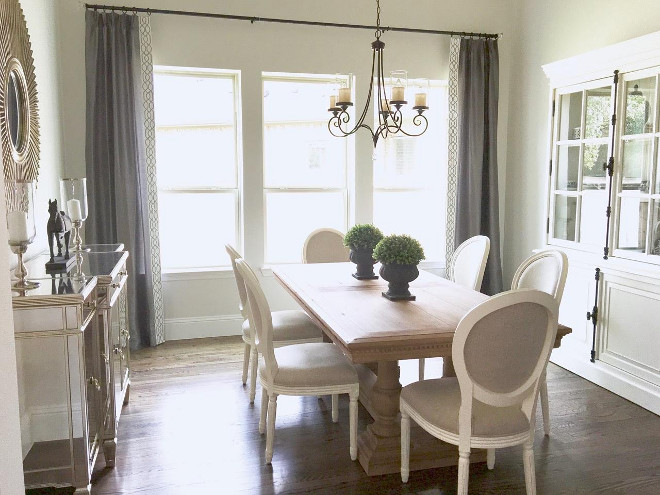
(350, 248, 378, 280)
(379, 263, 419, 301)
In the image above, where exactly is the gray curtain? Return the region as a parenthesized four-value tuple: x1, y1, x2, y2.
(85, 11, 156, 348)
(455, 38, 503, 295)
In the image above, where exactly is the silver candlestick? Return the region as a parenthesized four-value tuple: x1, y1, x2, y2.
(10, 241, 40, 290)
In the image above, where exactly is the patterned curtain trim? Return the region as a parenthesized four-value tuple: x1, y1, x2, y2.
(446, 36, 460, 279)
(138, 16, 165, 345)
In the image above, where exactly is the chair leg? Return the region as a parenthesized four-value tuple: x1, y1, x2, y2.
(418, 358, 425, 380)
(259, 387, 268, 434)
(401, 411, 411, 483)
(540, 371, 550, 436)
(523, 444, 537, 495)
(349, 390, 358, 461)
(487, 448, 495, 470)
(241, 342, 251, 385)
(249, 346, 258, 404)
(265, 393, 278, 464)
(457, 450, 470, 495)
(332, 394, 339, 423)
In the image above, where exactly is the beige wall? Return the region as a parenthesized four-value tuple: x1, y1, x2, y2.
(56, 0, 522, 339)
(503, 0, 660, 282)
(1, 0, 65, 492)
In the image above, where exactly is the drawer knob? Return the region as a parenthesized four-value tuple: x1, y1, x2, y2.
(111, 283, 121, 289)
(88, 377, 101, 391)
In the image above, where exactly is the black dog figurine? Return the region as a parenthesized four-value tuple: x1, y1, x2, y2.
(47, 199, 72, 263)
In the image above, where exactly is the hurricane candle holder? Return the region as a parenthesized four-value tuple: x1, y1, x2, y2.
(60, 178, 89, 254)
(6, 181, 40, 290)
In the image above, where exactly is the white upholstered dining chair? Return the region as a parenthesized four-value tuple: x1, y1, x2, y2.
(235, 258, 359, 464)
(302, 228, 350, 263)
(225, 245, 322, 403)
(511, 249, 568, 435)
(400, 290, 559, 494)
(418, 235, 490, 380)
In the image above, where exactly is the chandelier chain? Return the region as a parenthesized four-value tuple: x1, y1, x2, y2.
(375, 0, 381, 39)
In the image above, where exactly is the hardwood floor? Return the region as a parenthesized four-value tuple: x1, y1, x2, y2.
(89, 337, 660, 494)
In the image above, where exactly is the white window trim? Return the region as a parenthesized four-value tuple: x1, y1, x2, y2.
(154, 66, 243, 273)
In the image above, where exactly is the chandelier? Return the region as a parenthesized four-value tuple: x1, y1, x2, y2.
(327, 0, 429, 147)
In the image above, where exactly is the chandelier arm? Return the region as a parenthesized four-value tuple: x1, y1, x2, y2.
(377, 47, 390, 129)
(391, 113, 429, 137)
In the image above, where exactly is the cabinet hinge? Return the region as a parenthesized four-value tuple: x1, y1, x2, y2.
(552, 99, 556, 117)
(613, 69, 619, 84)
(546, 217, 550, 234)
(549, 159, 553, 176)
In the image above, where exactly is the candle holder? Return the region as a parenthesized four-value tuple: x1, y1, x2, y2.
(6, 181, 40, 291)
(60, 178, 90, 253)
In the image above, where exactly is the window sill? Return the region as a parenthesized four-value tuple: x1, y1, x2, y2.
(161, 267, 234, 282)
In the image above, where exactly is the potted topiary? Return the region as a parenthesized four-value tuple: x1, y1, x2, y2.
(344, 224, 384, 280)
(373, 234, 425, 301)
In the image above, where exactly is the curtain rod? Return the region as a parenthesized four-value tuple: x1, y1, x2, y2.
(84, 4, 501, 39)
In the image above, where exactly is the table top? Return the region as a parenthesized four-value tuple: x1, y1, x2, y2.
(273, 263, 571, 364)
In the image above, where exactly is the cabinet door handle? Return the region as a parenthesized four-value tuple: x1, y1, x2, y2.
(113, 346, 125, 359)
(111, 283, 121, 289)
(121, 329, 130, 339)
(101, 353, 109, 364)
(88, 377, 101, 391)
(118, 271, 127, 277)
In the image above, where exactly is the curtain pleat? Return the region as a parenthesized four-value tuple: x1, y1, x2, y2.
(455, 38, 503, 295)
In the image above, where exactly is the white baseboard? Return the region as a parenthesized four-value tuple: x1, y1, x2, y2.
(551, 346, 660, 415)
(164, 314, 243, 341)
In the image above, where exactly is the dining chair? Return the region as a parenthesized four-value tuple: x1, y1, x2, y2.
(302, 228, 350, 263)
(236, 258, 359, 464)
(400, 289, 559, 494)
(418, 235, 490, 380)
(511, 249, 568, 435)
(226, 245, 322, 403)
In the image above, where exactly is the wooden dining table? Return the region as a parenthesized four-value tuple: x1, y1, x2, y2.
(272, 262, 571, 476)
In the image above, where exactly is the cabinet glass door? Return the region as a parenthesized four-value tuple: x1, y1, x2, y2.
(550, 80, 613, 250)
(614, 72, 659, 259)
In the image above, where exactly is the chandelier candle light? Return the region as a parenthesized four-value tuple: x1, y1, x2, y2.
(327, 0, 429, 146)
(6, 181, 40, 290)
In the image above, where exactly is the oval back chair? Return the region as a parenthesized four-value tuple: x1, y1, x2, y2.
(302, 228, 350, 263)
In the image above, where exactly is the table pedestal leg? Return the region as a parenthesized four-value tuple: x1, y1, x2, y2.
(357, 359, 485, 476)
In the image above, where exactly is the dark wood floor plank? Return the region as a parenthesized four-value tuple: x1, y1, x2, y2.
(83, 336, 660, 495)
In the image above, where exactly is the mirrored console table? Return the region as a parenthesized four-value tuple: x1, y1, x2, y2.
(13, 245, 130, 494)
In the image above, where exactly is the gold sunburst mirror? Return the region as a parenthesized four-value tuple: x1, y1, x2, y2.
(0, 0, 39, 186)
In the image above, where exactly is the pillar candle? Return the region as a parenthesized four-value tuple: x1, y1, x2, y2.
(67, 199, 83, 221)
(7, 211, 29, 242)
(338, 88, 351, 103)
(329, 95, 337, 108)
(391, 86, 405, 101)
(380, 99, 389, 112)
(414, 93, 427, 107)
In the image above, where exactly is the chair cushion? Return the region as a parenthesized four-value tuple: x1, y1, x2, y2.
(262, 342, 358, 388)
(401, 378, 530, 438)
(242, 310, 322, 342)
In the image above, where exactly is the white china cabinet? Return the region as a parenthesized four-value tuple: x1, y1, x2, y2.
(543, 31, 660, 414)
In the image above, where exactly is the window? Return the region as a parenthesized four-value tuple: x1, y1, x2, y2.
(373, 81, 448, 262)
(263, 73, 350, 263)
(153, 67, 241, 270)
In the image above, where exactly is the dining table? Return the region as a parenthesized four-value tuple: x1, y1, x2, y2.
(272, 262, 572, 476)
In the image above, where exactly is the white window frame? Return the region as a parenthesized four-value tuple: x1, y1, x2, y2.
(262, 72, 353, 264)
(154, 66, 243, 273)
(372, 79, 449, 265)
